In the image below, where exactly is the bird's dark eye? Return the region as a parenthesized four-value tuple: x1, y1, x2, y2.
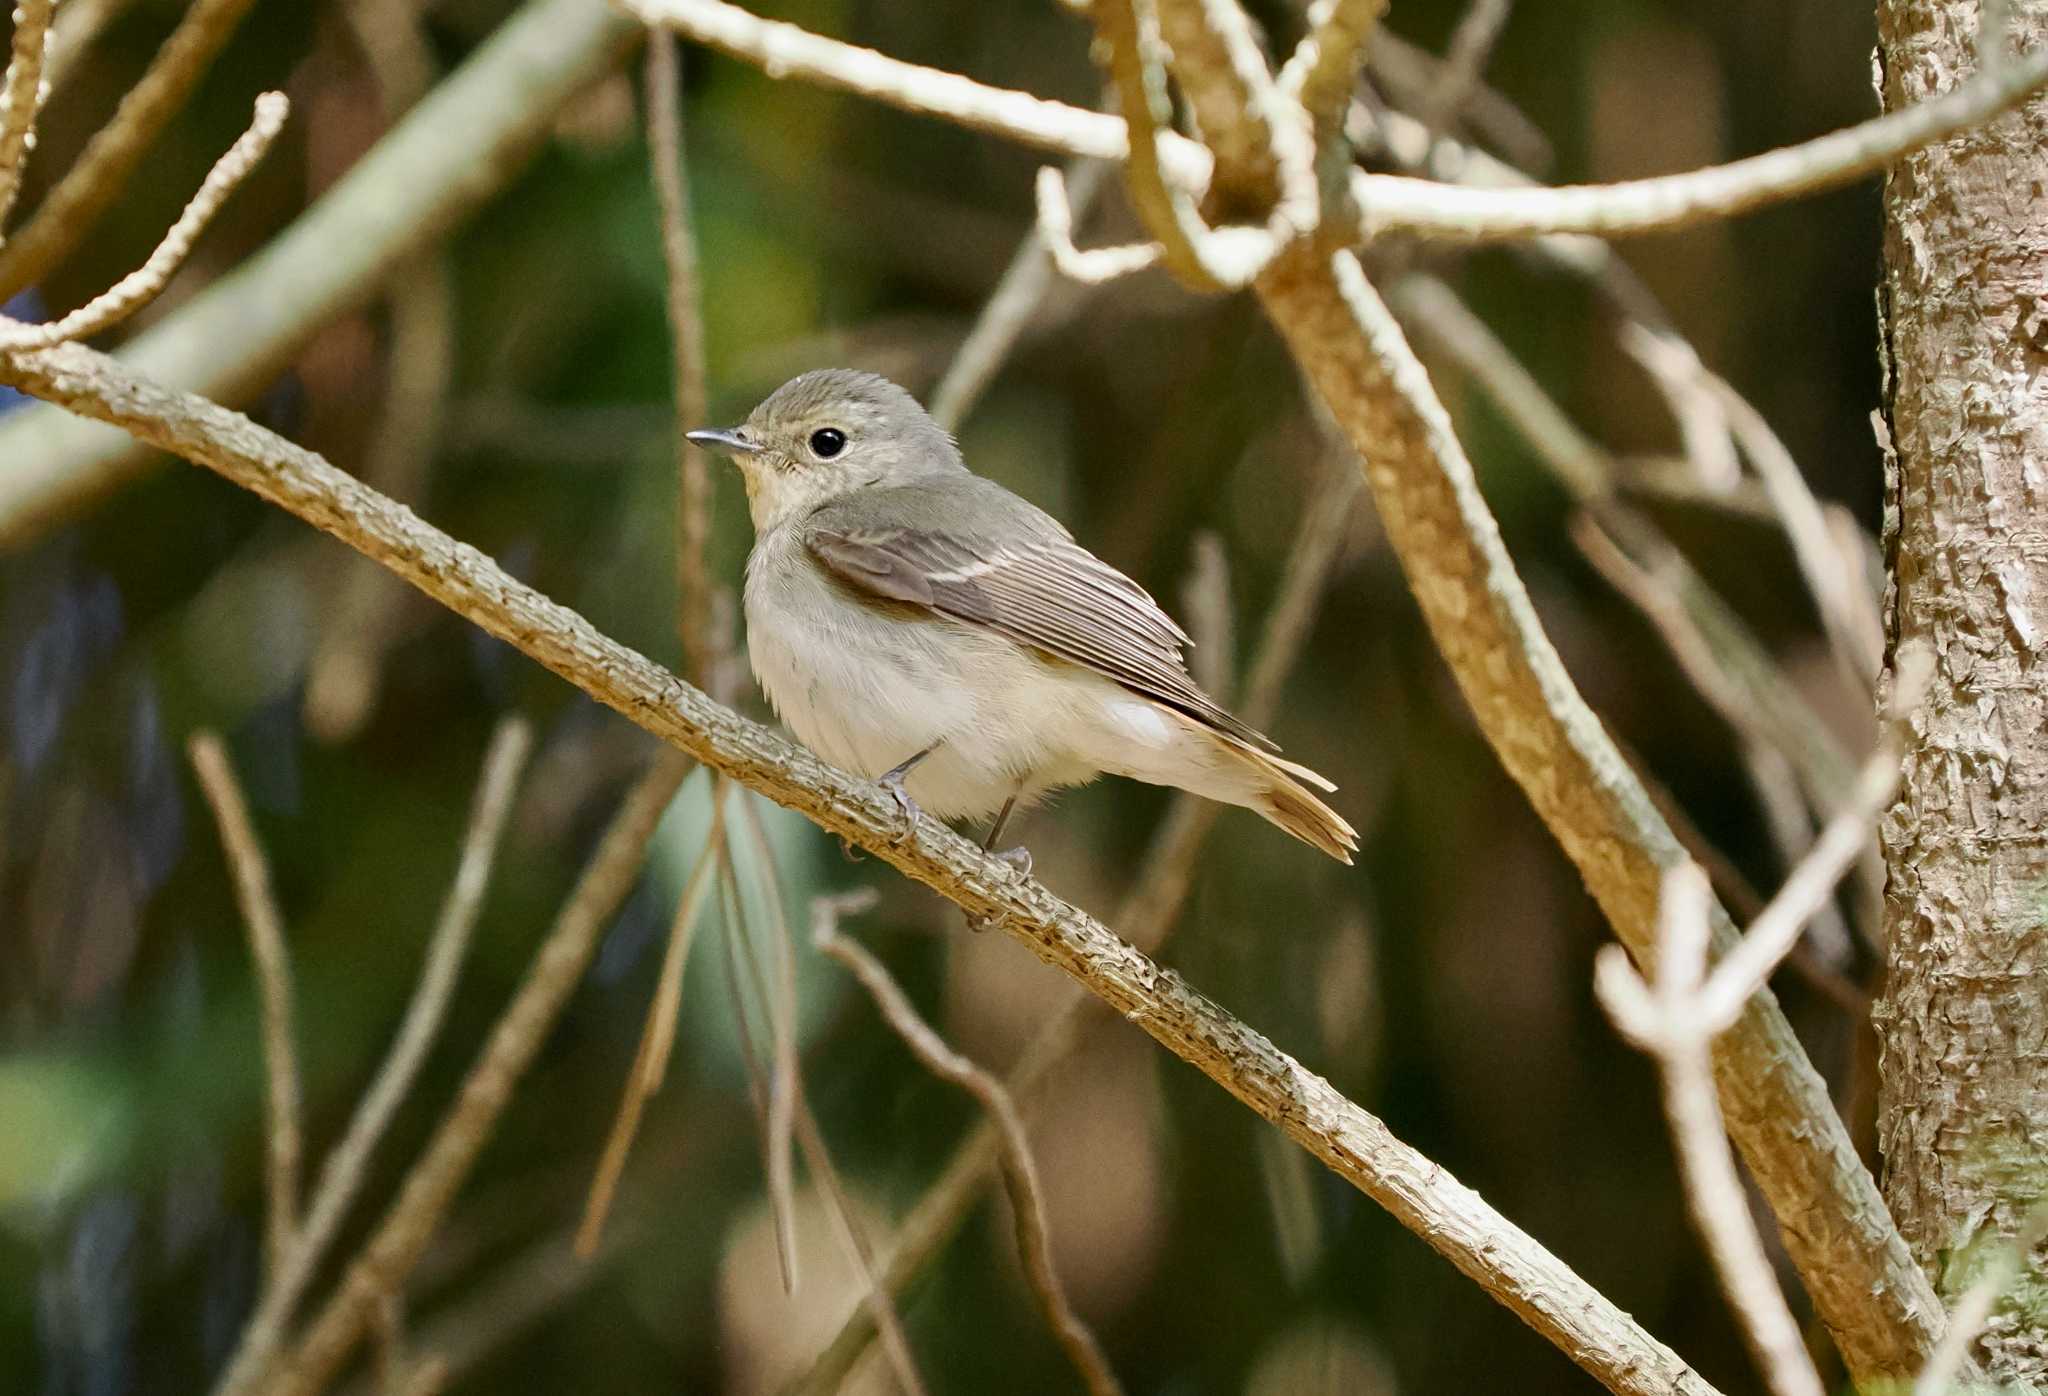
(809, 427, 847, 459)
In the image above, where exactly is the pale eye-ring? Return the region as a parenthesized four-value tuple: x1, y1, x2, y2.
(809, 427, 847, 458)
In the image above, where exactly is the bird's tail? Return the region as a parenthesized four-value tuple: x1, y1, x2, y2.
(1196, 728, 1359, 859)
(1237, 744, 1358, 864)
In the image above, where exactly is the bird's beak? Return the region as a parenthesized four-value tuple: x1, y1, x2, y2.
(686, 427, 761, 457)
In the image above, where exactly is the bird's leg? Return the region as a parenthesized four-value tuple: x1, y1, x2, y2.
(877, 743, 939, 843)
(967, 787, 1031, 933)
(981, 792, 1032, 879)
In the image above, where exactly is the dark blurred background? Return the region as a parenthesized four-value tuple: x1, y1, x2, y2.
(1, 0, 1886, 1391)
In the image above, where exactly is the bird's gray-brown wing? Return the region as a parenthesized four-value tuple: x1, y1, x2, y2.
(804, 508, 1276, 752)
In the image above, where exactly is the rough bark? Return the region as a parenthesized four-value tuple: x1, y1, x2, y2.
(1876, 0, 2048, 1379)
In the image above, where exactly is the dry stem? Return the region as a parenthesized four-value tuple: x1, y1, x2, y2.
(188, 730, 303, 1282)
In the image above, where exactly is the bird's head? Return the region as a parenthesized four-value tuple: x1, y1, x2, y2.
(689, 369, 964, 531)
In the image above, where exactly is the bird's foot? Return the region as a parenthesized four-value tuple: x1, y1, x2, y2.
(965, 845, 1034, 933)
(839, 837, 865, 863)
(877, 769, 923, 845)
(992, 844, 1033, 880)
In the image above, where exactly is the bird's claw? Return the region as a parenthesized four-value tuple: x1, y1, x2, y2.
(878, 771, 922, 845)
(964, 846, 1033, 934)
(839, 837, 865, 863)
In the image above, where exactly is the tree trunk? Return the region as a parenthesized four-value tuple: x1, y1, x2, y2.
(1876, 0, 2048, 1379)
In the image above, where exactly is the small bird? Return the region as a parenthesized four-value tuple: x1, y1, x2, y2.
(689, 370, 1357, 867)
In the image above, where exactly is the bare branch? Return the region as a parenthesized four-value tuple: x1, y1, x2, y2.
(732, 790, 805, 1296)
(813, 898, 1123, 1396)
(1693, 747, 1899, 1031)
(0, 93, 291, 352)
(0, 0, 640, 547)
(645, 28, 718, 685)
(0, 0, 268, 299)
(1416, 0, 1516, 138)
(7, 339, 1720, 1396)
(1254, 245, 1940, 1377)
(0, 0, 56, 233)
(1278, 0, 1386, 132)
(631, 0, 2048, 248)
(726, 883, 921, 1393)
(930, 157, 1107, 431)
(208, 753, 695, 1396)
(1595, 866, 1827, 1396)
(574, 779, 726, 1259)
(1033, 164, 1164, 283)
(188, 730, 302, 1283)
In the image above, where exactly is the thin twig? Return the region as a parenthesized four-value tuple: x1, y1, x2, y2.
(217, 753, 695, 1396)
(1712, 374, 1885, 689)
(1596, 866, 1827, 1396)
(930, 157, 1106, 431)
(645, 28, 717, 684)
(0, 93, 291, 352)
(813, 897, 1123, 1396)
(626, 0, 2048, 244)
(1033, 164, 1163, 284)
(0, 0, 56, 234)
(0, 0, 269, 298)
(0, 0, 640, 547)
(1416, 0, 1516, 138)
(573, 775, 727, 1259)
(238, 717, 533, 1373)
(1739, 743, 1855, 969)
(8, 338, 1721, 1396)
(733, 789, 806, 1296)
(188, 730, 302, 1282)
(304, 0, 455, 744)
(725, 883, 925, 1395)
(1180, 531, 1235, 699)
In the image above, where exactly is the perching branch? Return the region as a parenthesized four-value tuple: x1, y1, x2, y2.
(188, 730, 303, 1284)
(2, 338, 1720, 1396)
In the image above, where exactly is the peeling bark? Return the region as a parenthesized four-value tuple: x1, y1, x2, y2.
(1876, 0, 2048, 1379)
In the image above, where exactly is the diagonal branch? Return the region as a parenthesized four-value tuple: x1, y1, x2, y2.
(1251, 243, 1942, 1379)
(2, 336, 1720, 1396)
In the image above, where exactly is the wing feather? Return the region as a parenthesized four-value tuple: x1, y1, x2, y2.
(805, 516, 1274, 751)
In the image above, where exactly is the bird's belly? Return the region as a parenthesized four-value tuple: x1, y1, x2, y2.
(742, 585, 1024, 818)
